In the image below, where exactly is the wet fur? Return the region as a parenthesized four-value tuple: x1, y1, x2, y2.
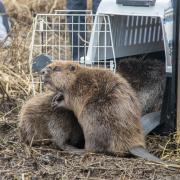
(117, 57, 166, 115)
(18, 91, 84, 149)
(42, 61, 145, 154)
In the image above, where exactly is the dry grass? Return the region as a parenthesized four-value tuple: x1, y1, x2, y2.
(0, 0, 180, 179)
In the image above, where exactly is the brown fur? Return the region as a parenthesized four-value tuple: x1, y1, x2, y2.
(117, 57, 166, 115)
(42, 61, 145, 154)
(18, 91, 84, 149)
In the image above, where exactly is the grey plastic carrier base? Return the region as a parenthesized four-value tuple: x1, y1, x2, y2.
(116, 0, 156, 7)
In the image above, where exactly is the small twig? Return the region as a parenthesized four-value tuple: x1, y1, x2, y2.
(78, 33, 89, 45)
(0, 82, 11, 101)
(49, 0, 58, 13)
(29, 134, 35, 148)
(1, 105, 19, 119)
(0, 32, 12, 48)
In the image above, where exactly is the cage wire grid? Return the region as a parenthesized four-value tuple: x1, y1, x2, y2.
(29, 10, 116, 94)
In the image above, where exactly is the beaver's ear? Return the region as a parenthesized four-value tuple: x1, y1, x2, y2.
(69, 64, 77, 72)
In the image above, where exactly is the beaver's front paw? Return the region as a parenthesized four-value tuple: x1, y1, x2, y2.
(51, 92, 65, 110)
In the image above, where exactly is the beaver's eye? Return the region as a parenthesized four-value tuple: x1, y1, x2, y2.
(69, 64, 76, 71)
(53, 66, 61, 72)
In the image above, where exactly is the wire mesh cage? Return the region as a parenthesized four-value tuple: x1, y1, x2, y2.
(29, 10, 116, 94)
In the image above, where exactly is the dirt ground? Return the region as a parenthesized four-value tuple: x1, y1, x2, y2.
(1, 112, 180, 180)
(1, 0, 180, 179)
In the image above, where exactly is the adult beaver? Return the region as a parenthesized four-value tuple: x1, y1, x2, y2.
(41, 61, 161, 162)
(117, 57, 165, 115)
(19, 91, 84, 150)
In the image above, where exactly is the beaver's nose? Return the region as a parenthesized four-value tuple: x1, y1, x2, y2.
(40, 67, 52, 75)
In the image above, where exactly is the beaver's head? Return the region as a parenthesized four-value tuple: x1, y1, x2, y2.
(41, 61, 80, 92)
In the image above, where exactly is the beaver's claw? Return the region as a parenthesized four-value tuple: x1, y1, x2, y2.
(51, 92, 64, 110)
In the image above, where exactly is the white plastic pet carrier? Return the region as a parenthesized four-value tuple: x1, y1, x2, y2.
(92, 0, 173, 74)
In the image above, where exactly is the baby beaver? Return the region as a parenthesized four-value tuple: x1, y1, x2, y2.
(19, 91, 84, 150)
